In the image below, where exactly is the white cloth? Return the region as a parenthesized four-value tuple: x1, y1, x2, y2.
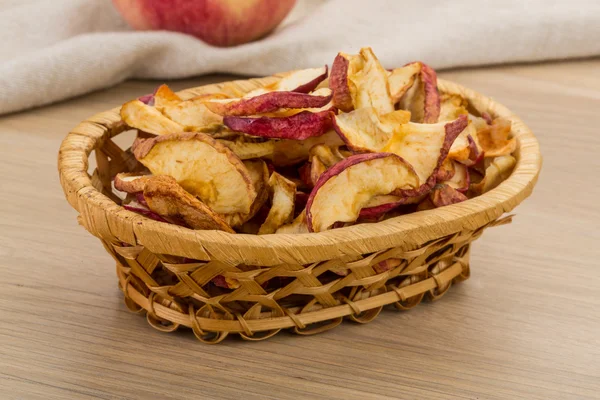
(1, 0, 599, 115)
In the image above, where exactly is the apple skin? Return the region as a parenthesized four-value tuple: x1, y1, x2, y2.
(112, 0, 297, 47)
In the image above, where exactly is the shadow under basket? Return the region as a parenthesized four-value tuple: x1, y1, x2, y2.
(58, 76, 542, 344)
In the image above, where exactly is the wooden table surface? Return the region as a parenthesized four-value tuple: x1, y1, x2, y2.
(1, 59, 599, 400)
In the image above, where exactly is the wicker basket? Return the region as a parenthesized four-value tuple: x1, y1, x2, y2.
(58, 75, 542, 343)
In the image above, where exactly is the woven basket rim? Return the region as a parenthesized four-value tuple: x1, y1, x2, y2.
(58, 76, 542, 266)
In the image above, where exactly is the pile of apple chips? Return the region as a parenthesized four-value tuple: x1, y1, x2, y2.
(116, 47, 517, 235)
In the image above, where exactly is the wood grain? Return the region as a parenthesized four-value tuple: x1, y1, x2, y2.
(1, 61, 599, 400)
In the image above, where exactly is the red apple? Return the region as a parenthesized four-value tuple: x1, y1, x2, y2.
(112, 0, 297, 47)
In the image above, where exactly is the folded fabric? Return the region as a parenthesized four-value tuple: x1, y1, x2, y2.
(1, 0, 599, 115)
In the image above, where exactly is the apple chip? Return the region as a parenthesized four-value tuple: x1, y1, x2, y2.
(114, 173, 152, 194)
(442, 161, 470, 192)
(143, 175, 234, 232)
(429, 183, 468, 208)
(258, 173, 297, 235)
(133, 132, 256, 214)
(333, 108, 411, 152)
(435, 158, 456, 182)
(204, 88, 332, 117)
(398, 62, 441, 123)
(429, 184, 468, 208)
(218, 136, 276, 160)
(270, 130, 345, 166)
(309, 144, 345, 167)
(306, 153, 420, 232)
(382, 115, 469, 194)
(224, 159, 270, 228)
(471, 155, 516, 195)
(120, 100, 184, 136)
(330, 48, 394, 114)
(477, 117, 517, 158)
(224, 109, 333, 140)
(439, 93, 469, 122)
(161, 93, 227, 130)
(448, 122, 483, 165)
(275, 212, 309, 234)
(153, 84, 183, 109)
(249, 66, 328, 96)
(388, 63, 422, 104)
(359, 194, 425, 220)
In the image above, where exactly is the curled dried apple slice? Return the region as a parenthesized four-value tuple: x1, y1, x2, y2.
(333, 108, 411, 152)
(153, 84, 183, 109)
(330, 47, 394, 114)
(224, 159, 270, 228)
(275, 212, 309, 234)
(383, 115, 469, 194)
(218, 136, 276, 160)
(252, 66, 328, 95)
(306, 153, 419, 232)
(309, 144, 346, 167)
(114, 173, 152, 194)
(388, 62, 422, 104)
(435, 158, 456, 182)
(398, 62, 440, 123)
(121, 100, 184, 135)
(161, 93, 227, 130)
(477, 117, 517, 158)
(270, 130, 344, 166)
(133, 132, 256, 214)
(470, 155, 516, 195)
(429, 183, 468, 207)
(448, 123, 482, 164)
(204, 88, 332, 116)
(258, 172, 297, 234)
(224, 109, 333, 140)
(438, 93, 468, 122)
(441, 161, 470, 192)
(143, 175, 234, 232)
(359, 194, 425, 220)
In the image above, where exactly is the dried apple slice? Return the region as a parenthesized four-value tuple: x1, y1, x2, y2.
(470, 155, 516, 195)
(388, 62, 422, 104)
(447, 121, 483, 165)
(382, 115, 469, 194)
(249, 66, 328, 95)
(429, 184, 468, 207)
(224, 109, 333, 140)
(153, 84, 183, 109)
(143, 175, 234, 232)
(258, 172, 297, 234)
(309, 157, 327, 187)
(204, 88, 332, 116)
(275, 212, 309, 234)
(114, 173, 152, 193)
(435, 158, 456, 182)
(398, 62, 440, 123)
(441, 161, 470, 192)
(477, 117, 517, 158)
(309, 144, 346, 167)
(161, 93, 227, 130)
(270, 130, 345, 166)
(359, 194, 425, 220)
(330, 48, 394, 114)
(132, 132, 256, 214)
(121, 100, 184, 135)
(218, 136, 276, 160)
(306, 153, 419, 232)
(224, 159, 270, 228)
(333, 108, 411, 152)
(438, 93, 468, 122)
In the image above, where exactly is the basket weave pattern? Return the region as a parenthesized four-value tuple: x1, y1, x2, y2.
(58, 76, 541, 343)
